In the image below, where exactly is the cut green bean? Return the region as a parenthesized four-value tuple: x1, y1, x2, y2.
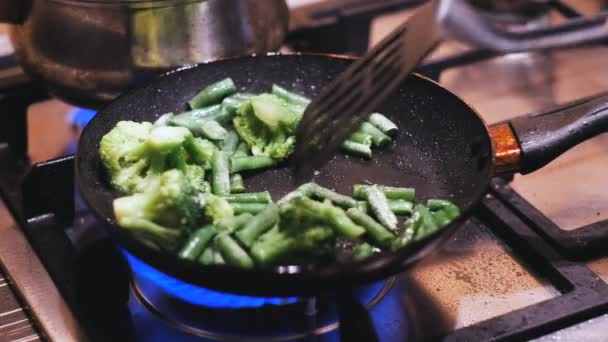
(431, 210, 452, 228)
(391, 219, 415, 250)
(357, 122, 391, 146)
(387, 200, 413, 215)
(233, 142, 251, 157)
(352, 242, 375, 261)
(347, 131, 373, 145)
(427, 199, 451, 211)
(178, 225, 217, 260)
(307, 183, 357, 208)
(200, 120, 228, 141)
(271, 84, 311, 107)
(154, 113, 174, 126)
(340, 140, 372, 159)
(169, 105, 225, 134)
(251, 229, 294, 265)
(221, 130, 240, 155)
(221, 93, 253, 115)
(346, 208, 395, 248)
(213, 249, 226, 264)
(235, 204, 280, 247)
(215, 233, 254, 269)
(353, 185, 415, 201)
(277, 183, 315, 206)
(284, 197, 365, 238)
(198, 247, 214, 265)
(229, 173, 246, 193)
(216, 213, 253, 233)
(231, 203, 267, 215)
(368, 113, 398, 136)
(412, 204, 439, 240)
(230, 156, 276, 173)
(189, 78, 237, 109)
(211, 151, 231, 195)
(356, 200, 413, 216)
(221, 191, 272, 203)
(366, 186, 398, 231)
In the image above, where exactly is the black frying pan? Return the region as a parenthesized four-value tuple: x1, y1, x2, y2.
(76, 54, 608, 298)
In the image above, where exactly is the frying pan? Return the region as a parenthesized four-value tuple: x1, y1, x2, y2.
(76, 53, 608, 298)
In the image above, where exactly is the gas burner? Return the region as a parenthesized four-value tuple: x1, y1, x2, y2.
(128, 251, 396, 341)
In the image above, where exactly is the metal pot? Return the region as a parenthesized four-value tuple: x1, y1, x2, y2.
(1, 0, 288, 108)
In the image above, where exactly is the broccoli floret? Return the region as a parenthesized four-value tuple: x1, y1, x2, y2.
(113, 169, 204, 251)
(202, 193, 234, 224)
(184, 137, 217, 169)
(184, 164, 207, 193)
(233, 94, 300, 161)
(99, 122, 194, 194)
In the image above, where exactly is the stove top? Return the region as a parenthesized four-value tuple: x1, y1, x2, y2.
(1, 1, 608, 341)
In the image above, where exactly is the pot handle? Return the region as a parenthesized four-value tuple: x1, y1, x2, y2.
(490, 92, 608, 175)
(438, 1, 608, 52)
(0, 0, 27, 24)
(336, 290, 379, 342)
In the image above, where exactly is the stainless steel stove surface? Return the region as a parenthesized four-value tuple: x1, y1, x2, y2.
(1, 1, 608, 341)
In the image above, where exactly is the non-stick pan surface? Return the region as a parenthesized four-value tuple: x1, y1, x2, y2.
(76, 54, 493, 296)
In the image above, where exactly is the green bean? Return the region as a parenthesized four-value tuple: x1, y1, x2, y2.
(189, 78, 237, 109)
(346, 208, 395, 248)
(412, 204, 439, 240)
(287, 197, 365, 238)
(368, 113, 398, 136)
(347, 131, 373, 145)
(221, 191, 272, 203)
(216, 213, 253, 233)
(366, 186, 398, 231)
(340, 140, 372, 159)
(235, 203, 280, 247)
(200, 120, 228, 141)
(154, 113, 174, 126)
(443, 203, 461, 220)
(230, 156, 276, 173)
(221, 130, 240, 155)
(431, 210, 452, 228)
(231, 203, 268, 215)
(233, 142, 251, 157)
(215, 233, 254, 269)
(391, 219, 415, 250)
(213, 249, 226, 264)
(427, 199, 452, 211)
(352, 242, 375, 261)
(271, 84, 311, 107)
(307, 183, 357, 208)
(277, 183, 315, 206)
(356, 122, 391, 146)
(229, 173, 246, 193)
(251, 229, 294, 265)
(353, 185, 415, 201)
(169, 105, 225, 134)
(357, 200, 412, 216)
(178, 225, 217, 260)
(221, 93, 253, 115)
(198, 247, 214, 265)
(211, 151, 231, 195)
(388, 200, 413, 215)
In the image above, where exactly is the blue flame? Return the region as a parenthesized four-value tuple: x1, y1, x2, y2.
(124, 250, 298, 308)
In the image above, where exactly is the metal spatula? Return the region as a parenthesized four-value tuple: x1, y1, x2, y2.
(293, 0, 443, 173)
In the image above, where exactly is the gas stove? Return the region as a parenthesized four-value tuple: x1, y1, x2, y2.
(1, 1, 608, 341)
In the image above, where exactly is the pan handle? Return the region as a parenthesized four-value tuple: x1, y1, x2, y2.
(490, 92, 608, 175)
